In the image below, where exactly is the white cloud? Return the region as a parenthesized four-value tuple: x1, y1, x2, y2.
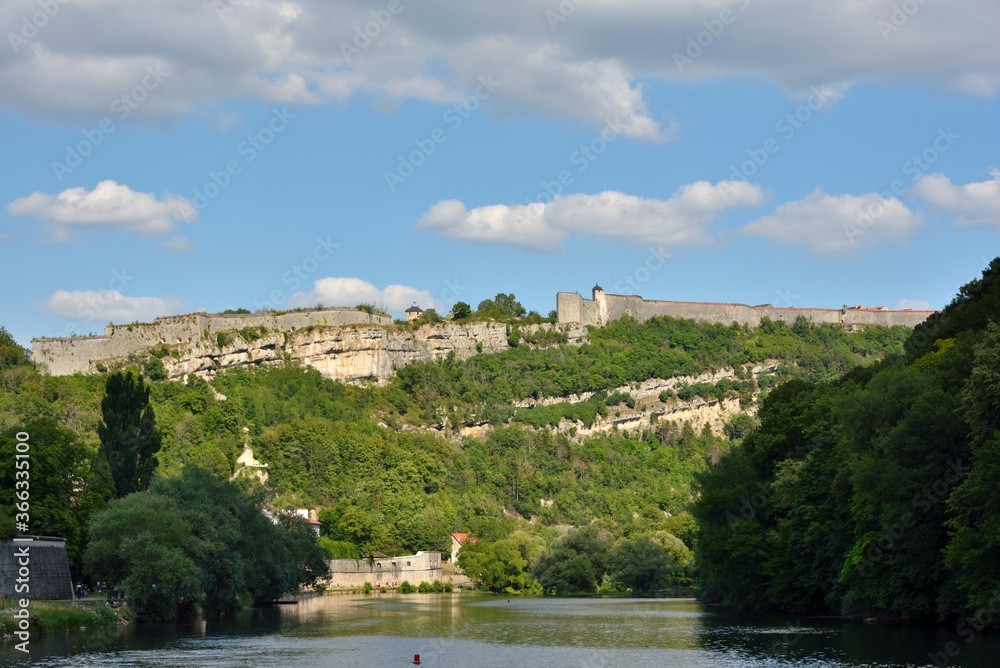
(3, 1, 997, 137)
(911, 171, 1000, 226)
(44, 290, 185, 323)
(287, 277, 437, 313)
(740, 189, 922, 255)
(7, 180, 195, 239)
(895, 298, 933, 311)
(159, 236, 194, 251)
(417, 181, 766, 251)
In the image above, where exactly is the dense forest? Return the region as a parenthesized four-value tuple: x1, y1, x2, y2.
(0, 272, 978, 618)
(694, 258, 1000, 627)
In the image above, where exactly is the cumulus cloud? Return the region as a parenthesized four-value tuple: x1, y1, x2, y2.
(417, 181, 766, 251)
(740, 189, 922, 255)
(44, 290, 185, 323)
(895, 298, 934, 311)
(2, 1, 997, 137)
(287, 277, 437, 313)
(158, 236, 194, 252)
(911, 171, 1000, 226)
(6, 180, 195, 239)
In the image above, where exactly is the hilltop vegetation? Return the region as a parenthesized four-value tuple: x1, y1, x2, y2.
(694, 259, 1000, 625)
(0, 291, 916, 606)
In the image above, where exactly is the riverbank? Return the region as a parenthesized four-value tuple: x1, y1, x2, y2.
(0, 599, 125, 642)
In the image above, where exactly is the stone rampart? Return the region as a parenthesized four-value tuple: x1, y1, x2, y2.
(327, 551, 442, 588)
(557, 291, 934, 329)
(32, 308, 392, 376)
(0, 536, 74, 600)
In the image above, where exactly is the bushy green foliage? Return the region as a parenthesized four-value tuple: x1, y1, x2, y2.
(450, 302, 472, 321)
(459, 530, 544, 591)
(532, 526, 612, 594)
(610, 535, 681, 595)
(694, 260, 1000, 625)
(0, 327, 30, 371)
(391, 315, 906, 429)
(84, 468, 328, 621)
(0, 420, 113, 570)
(477, 293, 526, 319)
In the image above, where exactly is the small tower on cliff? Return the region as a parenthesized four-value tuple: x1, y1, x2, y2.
(405, 303, 424, 321)
(592, 283, 604, 300)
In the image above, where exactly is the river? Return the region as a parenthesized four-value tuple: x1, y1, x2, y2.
(2, 595, 997, 666)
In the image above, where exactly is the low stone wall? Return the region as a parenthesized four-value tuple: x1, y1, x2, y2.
(0, 536, 74, 600)
(327, 551, 442, 588)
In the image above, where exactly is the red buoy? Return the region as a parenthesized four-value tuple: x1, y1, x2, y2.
(413, 654, 421, 665)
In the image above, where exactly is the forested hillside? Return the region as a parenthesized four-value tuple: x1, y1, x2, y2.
(0, 290, 917, 608)
(695, 258, 1000, 625)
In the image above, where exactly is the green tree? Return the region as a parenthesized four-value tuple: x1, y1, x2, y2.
(477, 293, 526, 319)
(532, 525, 613, 594)
(0, 420, 112, 571)
(0, 327, 30, 370)
(610, 536, 679, 595)
(451, 302, 472, 320)
(98, 371, 162, 497)
(84, 492, 201, 621)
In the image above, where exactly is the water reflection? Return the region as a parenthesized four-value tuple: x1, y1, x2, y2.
(2, 595, 998, 667)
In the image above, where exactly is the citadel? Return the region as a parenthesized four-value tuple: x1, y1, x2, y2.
(31, 288, 935, 382)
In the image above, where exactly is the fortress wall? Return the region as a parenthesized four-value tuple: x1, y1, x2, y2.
(556, 292, 583, 325)
(558, 291, 934, 330)
(32, 337, 112, 375)
(753, 306, 843, 326)
(327, 551, 442, 588)
(201, 309, 392, 335)
(843, 310, 933, 328)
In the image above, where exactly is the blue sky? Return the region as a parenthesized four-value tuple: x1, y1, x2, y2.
(1, 0, 999, 346)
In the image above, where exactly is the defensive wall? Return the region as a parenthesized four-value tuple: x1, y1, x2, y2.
(32, 308, 392, 376)
(0, 536, 74, 600)
(557, 288, 935, 329)
(326, 551, 442, 588)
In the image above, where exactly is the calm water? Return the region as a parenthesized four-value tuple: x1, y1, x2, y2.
(3, 595, 998, 667)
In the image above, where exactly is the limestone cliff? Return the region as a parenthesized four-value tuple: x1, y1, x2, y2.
(125, 322, 586, 385)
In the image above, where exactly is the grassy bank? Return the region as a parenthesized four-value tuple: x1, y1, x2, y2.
(0, 599, 123, 640)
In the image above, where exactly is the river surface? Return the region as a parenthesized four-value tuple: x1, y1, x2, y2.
(2, 595, 998, 667)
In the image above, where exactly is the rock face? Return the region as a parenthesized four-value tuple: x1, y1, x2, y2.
(155, 322, 587, 384)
